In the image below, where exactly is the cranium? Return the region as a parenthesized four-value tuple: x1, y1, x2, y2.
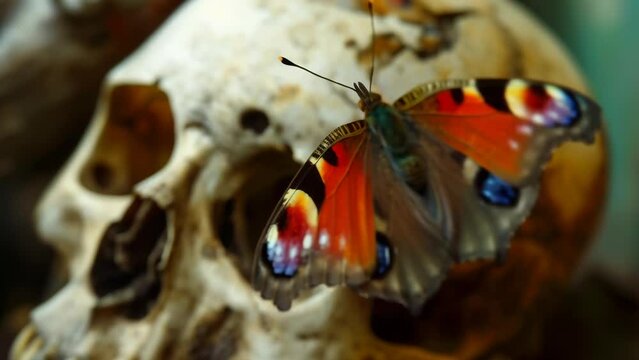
(11, 0, 606, 358)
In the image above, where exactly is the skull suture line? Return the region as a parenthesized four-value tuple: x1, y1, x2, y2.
(12, 0, 606, 359)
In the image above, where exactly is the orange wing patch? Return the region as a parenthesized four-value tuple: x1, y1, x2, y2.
(411, 89, 533, 183)
(315, 133, 376, 273)
(401, 79, 593, 185)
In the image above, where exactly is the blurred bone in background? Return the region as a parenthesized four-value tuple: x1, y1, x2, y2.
(0, 0, 184, 352)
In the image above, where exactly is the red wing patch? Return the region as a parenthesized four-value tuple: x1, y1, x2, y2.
(314, 133, 376, 274)
(410, 99, 531, 182)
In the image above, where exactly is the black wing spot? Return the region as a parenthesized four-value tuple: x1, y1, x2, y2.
(451, 87, 464, 105)
(240, 108, 270, 134)
(323, 147, 339, 166)
(292, 162, 326, 210)
(528, 83, 547, 98)
(476, 79, 509, 112)
(450, 150, 466, 165)
(276, 207, 289, 232)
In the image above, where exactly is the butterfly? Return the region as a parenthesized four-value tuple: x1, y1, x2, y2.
(252, 56, 602, 312)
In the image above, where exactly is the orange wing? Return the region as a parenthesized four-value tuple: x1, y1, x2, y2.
(395, 79, 601, 185)
(253, 121, 377, 310)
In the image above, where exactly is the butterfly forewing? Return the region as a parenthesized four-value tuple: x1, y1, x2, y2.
(253, 120, 377, 311)
(395, 79, 602, 186)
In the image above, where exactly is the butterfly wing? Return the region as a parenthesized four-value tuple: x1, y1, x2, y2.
(414, 139, 540, 264)
(351, 124, 540, 311)
(354, 135, 454, 311)
(254, 79, 602, 312)
(253, 120, 377, 311)
(394, 79, 602, 186)
(385, 78, 601, 264)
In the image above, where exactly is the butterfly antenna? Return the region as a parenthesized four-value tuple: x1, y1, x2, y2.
(368, 0, 375, 92)
(278, 56, 357, 93)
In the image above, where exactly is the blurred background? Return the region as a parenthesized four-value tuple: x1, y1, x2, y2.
(521, 1, 639, 353)
(520, 0, 639, 279)
(0, 0, 636, 357)
(516, 1, 639, 357)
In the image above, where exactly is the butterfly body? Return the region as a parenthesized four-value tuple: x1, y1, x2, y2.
(361, 86, 429, 193)
(253, 78, 601, 312)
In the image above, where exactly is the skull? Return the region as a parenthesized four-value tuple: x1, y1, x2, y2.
(11, 0, 606, 358)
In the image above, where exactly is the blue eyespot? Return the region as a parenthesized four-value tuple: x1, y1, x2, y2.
(373, 233, 393, 279)
(552, 90, 580, 127)
(261, 241, 298, 278)
(475, 169, 519, 207)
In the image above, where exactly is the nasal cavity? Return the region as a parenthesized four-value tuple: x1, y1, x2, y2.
(211, 148, 300, 280)
(89, 196, 168, 319)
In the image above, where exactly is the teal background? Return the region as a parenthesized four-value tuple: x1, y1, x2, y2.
(521, 0, 639, 273)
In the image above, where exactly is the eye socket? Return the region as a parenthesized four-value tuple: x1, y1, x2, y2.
(79, 84, 175, 195)
(211, 148, 300, 280)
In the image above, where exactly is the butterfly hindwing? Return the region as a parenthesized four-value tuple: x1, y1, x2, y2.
(355, 135, 453, 311)
(411, 140, 540, 263)
(394, 79, 602, 185)
(253, 120, 377, 311)
(355, 116, 538, 311)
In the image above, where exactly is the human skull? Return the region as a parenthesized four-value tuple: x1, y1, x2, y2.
(11, 0, 606, 358)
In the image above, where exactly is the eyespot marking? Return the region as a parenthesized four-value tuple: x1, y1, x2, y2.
(475, 168, 519, 207)
(372, 232, 394, 279)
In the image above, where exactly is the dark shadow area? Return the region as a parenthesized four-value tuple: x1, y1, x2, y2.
(212, 148, 299, 280)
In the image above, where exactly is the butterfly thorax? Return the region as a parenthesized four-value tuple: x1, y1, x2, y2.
(367, 102, 428, 194)
(354, 83, 412, 155)
(354, 81, 427, 192)
(366, 103, 412, 154)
